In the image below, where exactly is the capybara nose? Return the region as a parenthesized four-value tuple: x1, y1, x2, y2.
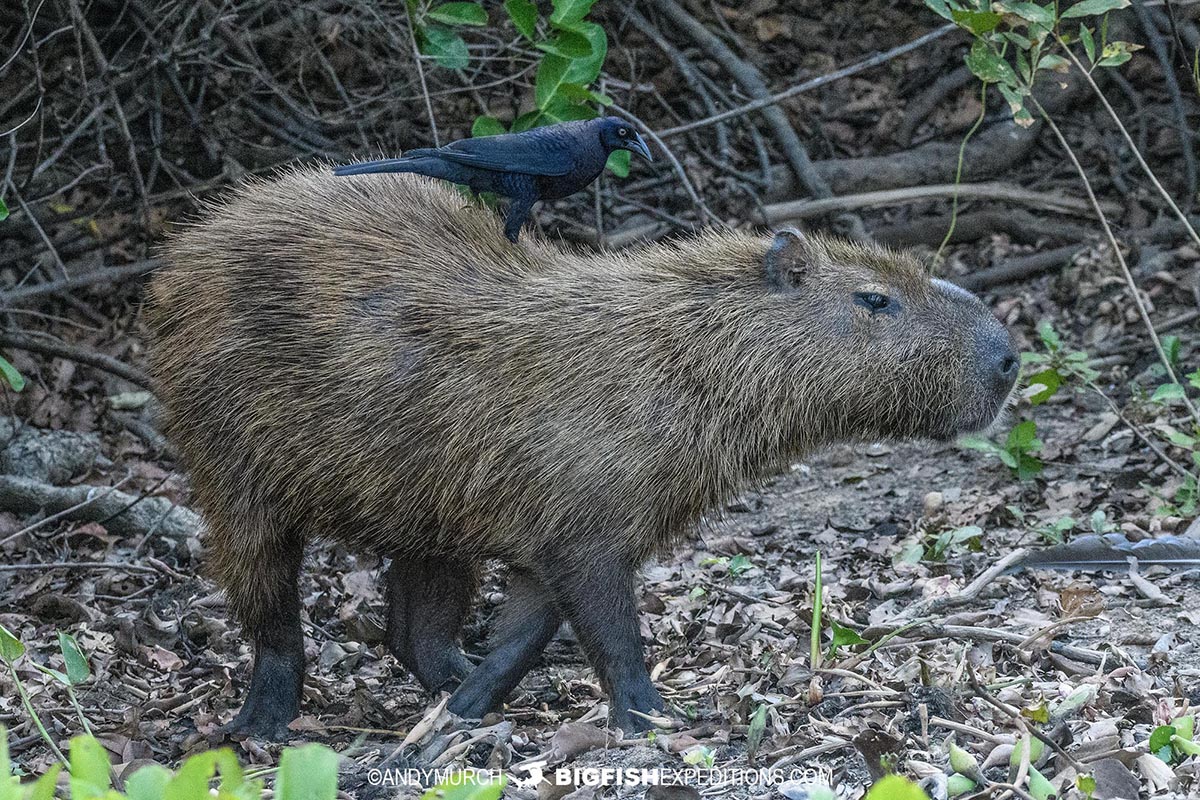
(989, 338, 1020, 392)
(999, 353, 1019, 380)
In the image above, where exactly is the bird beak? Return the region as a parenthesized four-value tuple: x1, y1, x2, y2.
(628, 133, 653, 163)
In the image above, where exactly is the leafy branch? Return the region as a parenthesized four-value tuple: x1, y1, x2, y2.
(408, 0, 629, 175)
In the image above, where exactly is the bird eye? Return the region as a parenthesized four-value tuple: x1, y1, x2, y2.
(617, 127, 628, 136)
(853, 292, 894, 313)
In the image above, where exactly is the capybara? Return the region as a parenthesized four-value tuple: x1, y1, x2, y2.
(147, 167, 1018, 737)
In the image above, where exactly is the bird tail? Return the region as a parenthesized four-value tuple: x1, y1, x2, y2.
(332, 156, 451, 179)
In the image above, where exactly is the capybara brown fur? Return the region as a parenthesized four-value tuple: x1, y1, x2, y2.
(147, 166, 1018, 737)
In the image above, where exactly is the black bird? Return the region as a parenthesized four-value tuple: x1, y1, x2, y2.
(333, 116, 653, 242)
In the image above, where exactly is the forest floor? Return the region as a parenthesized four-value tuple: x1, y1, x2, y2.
(2, 1, 1200, 799)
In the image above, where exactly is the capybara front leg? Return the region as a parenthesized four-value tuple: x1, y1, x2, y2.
(547, 559, 664, 733)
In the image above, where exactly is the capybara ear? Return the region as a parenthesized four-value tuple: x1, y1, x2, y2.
(763, 227, 816, 290)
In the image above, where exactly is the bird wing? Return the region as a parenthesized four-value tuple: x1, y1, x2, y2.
(430, 129, 578, 176)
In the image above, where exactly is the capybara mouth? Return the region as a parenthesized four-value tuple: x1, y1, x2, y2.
(948, 384, 1017, 439)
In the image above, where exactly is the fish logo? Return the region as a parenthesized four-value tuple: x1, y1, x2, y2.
(515, 764, 545, 789)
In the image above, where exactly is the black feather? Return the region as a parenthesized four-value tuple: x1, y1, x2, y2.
(1010, 534, 1200, 572)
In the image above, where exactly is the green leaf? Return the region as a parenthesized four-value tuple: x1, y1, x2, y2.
(997, 2, 1056, 25)
(58, 632, 90, 686)
(549, 0, 596, 27)
(504, 0, 538, 39)
(1021, 700, 1050, 724)
(555, 82, 610, 105)
(276, 744, 339, 800)
(125, 765, 173, 800)
(27, 765, 62, 800)
(728, 553, 753, 577)
(1061, 0, 1130, 19)
(0, 357, 24, 393)
(1172, 734, 1200, 756)
(1174, 715, 1195, 741)
(1096, 52, 1132, 67)
(0, 729, 13, 800)
(1015, 48, 1033, 83)
(952, 9, 1003, 34)
(539, 97, 598, 124)
(997, 83, 1033, 127)
(1051, 683, 1096, 718)
(1037, 320, 1062, 352)
(810, 551, 823, 669)
(1076, 774, 1096, 796)
(605, 149, 630, 177)
(165, 749, 255, 800)
(563, 21, 607, 84)
(426, 2, 487, 25)
(420, 25, 469, 70)
(1036, 53, 1069, 72)
(949, 742, 980, 777)
(471, 116, 507, 137)
(746, 703, 768, 760)
(931, 525, 984, 559)
(536, 28, 593, 59)
(1009, 735, 1045, 768)
(1188, 369, 1200, 391)
(966, 40, 1020, 86)
(1007, 420, 1040, 451)
(682, 746, 716, 768)
(1162, 335, 1182, 367)
(0, 624, 23, 664)
(895, 538, 925, 565)
(826, 619, 869, 658)
(1027, 766, 1055, 800)
(535, 54, 571, 109)
(1016, 452, 1043, 481)
(1160, 426, 1196, 448)
(168, 751, 222, 800)
(924, 0, 963, 21)
(68, 736, 112, 800)
(1153, 383, 1186, 403)
(959, 435, 1001, 455)
(1004, 30, 1034, 49)
(864, 775, 930, 800)
(30, 662, 70, 686)
(1025, 368, 1061, 405)
(0, 198, 7, 222)
(419, 774, 507, 800)
(947, 774, 976, 796)
(510, 110, 542, 132)
(1080, 24, 1096, 62)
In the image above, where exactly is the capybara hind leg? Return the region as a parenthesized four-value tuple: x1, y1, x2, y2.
(215, 521, 306, 740)
(385, 556, 476, 692)
(545, 560, 663, 733)
(447, 571, 559, 719)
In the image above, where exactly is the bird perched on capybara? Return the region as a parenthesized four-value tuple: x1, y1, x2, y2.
(147, 166, 1018, 739)
(332, 116, 652, 242)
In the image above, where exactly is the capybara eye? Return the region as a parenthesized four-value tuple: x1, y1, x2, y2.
(853, 291, 892, 313)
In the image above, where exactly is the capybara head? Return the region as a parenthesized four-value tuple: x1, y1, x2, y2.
(758, 228, 1018, 443)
